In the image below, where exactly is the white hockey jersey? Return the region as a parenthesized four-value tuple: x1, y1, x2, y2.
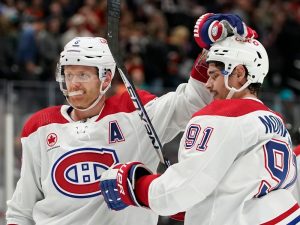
(292, 146, 300, 203)
(147, 98, 300, 225)
(6, 78, 212, 225)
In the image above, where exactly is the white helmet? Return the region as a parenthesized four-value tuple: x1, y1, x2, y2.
(56, 37, 116, 111)
(56, 37, 116, 97)
(206, 36, 269, 98)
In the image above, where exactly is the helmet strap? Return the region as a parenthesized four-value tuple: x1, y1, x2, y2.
(64, 77, 112, 112)
(224, 75, 252, 99)
(65, 92, 103, 112)
(61, 72, 113, 112)
(99, 78, 111, 96)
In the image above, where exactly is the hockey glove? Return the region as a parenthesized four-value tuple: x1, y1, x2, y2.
(190, 49, 209, 83)
(100, 162, 153, 211)
(194, 13, 258, 49)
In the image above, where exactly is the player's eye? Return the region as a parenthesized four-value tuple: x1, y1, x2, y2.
(212, 74, 218, 80)
(64, 73, 93, 82)
(65, 74, 73, 81)
(209, 72, 218, 80)
(79, 73, 91, 80)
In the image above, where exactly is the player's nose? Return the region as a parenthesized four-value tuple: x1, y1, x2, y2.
(69, 81, 82, 90)
(205, 77, 213, 90)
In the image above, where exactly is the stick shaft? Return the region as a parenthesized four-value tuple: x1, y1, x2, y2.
(107, 0, 170, 168)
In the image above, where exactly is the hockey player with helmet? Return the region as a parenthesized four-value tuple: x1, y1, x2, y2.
(6, 13, 259, 225)
(100, 15, 300, 225)
(6, 34, 210, 225)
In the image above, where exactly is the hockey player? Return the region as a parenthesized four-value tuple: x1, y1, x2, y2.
(100, 37, 300, 224)
(293, 127, 300, 204)
(6, 13, 257, 225)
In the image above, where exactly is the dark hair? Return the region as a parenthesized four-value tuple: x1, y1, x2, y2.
(248, 83, 261, 95)
(242, 65, 261, 95)
(208, 61, 225, 71)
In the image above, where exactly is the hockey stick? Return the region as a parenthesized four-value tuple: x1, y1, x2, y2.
(107, 0, 170, 168)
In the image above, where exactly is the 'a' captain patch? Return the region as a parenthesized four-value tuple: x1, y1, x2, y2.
(109, 120, 125, 144)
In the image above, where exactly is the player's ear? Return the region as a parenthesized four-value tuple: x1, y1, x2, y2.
(235, 65, 247, 83)
(102, 70, 113, 87)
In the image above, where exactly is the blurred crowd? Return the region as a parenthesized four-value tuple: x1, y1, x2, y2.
(1, 0, 300, 93)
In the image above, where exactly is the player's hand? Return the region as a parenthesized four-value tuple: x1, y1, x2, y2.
(100, 162, 152, 211)
(190, 49, 209, 83)
(194, 13, 258, 49)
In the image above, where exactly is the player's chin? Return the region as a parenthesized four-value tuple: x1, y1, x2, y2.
(212, 92, 220, 100)
(69, 98, 88, 108)
(69, 94, 85, 102)
(213, 94, 226, 100)
(72, 103, 89, 110)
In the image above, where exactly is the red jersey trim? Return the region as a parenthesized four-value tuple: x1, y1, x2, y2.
(294, 145, 300, 157)
(135, 174, 160, 207)
(22, 90, 156, 137)
(260, 203, 300, 225)
(98, 89, 157, 121)
(192, 99, 280, 118)
(21, 106, 68, 138)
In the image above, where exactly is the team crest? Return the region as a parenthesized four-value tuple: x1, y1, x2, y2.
(51, 147, 119, 198)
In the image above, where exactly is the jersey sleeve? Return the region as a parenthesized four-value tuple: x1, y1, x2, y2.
(6, 131, 43, 225)
(144, 77, 212, 145)
(292, 146, 300, 203)
(147, 114, 247, 215)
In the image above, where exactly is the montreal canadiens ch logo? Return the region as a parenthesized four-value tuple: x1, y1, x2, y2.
(51, 148, 119, 198)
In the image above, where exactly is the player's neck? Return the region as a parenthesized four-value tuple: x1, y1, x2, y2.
(232, 90, 257, 100)
(70, 97, 105, 121)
